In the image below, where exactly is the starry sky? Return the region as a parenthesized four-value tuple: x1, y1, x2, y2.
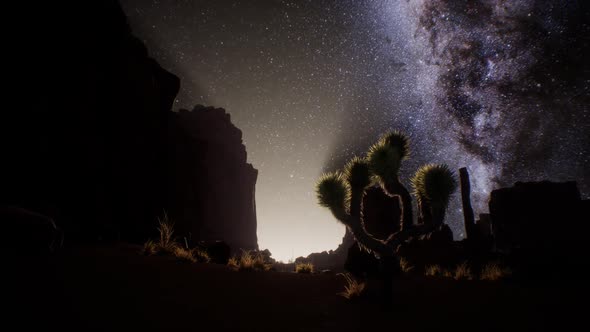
(121, 0, 589, 262)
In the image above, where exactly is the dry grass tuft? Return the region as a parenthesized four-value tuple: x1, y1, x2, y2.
(173, 246, 197, 263)
(141, 212, 212, 264)
(156, 212, 176, 254)
(338, 273, 366, 300)
(425, 264, 443, 277)
(141, 240, 158, 256)
(228, 251, 272, 272)
(295, 262, 314, 274)
(227, 257, 239, 270)
(193, 248, 211, 263)
(480, 263, 512, 281)
(454, 262, 473, 280)
(443, 269, 453, 278)
(399, 257, 415, 273)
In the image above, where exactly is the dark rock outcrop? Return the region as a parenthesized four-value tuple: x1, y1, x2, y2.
(2, 0, 180, 243)
(167, 106, 258, 252)
(489, 181, 590, 274)
(2, 1, 258, 251)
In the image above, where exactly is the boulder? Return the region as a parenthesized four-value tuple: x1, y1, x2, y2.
(489, 181, 589, 274)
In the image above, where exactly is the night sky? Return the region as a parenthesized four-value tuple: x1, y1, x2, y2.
(121, 0, 589, 262)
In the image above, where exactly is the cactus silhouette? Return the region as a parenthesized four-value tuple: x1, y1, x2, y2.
(316, 172, 391, 255)
(367, 131, 413, 230)
(315, 131, 434, 257)
(411, 164, 457, 227)
(316, 131, 458, 305)
(343, 157, 371, 219)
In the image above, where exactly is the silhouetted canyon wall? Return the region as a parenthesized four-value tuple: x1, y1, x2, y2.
(167, 106, 259, 251)
(1, 0, 258, 251)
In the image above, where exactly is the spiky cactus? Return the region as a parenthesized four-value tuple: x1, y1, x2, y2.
(316, 172, 391, 256)
(343, 157, 371, 218)
(411, 164, 458, 227)
(367, 131, 414, 230)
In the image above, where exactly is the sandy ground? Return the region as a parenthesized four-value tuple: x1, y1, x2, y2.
(5, 244, 585, 331)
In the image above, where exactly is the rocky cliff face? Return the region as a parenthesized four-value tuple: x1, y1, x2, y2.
(167, 106, 259, 251)
(2, 0, 180, 242)
(2, 1, 258, 250)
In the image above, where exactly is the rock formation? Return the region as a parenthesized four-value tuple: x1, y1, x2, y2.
(489, 181, 590, 273)
(1, 0, 180, 243)
(1, 1, 259, 251)
(166, 106, 259, 252)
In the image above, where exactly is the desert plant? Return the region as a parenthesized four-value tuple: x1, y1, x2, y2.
(480, 263, 512, 281)
(399, 257, 415, 273)
(173, 246, 197, 263)
(425, 264, 443, 276)
(343, 157, 372, 218)
(227, 256, 239, 270)
(193, 248, 211, 263)
(228, 250, 272, 272)
(338, 273, 366, 300)
(454, 262, 473, 280)
(316, 132, 440, 258)
(295, 262, 314, 274)
(142, 240, 158, 256)
(316, 171, 391, 256)
(367, 131, 414, 230)
(411, 164, 457, 226)
(156, 211, 177, 254)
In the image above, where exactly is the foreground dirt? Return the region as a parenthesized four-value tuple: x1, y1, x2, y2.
(5, 244, 585, 331)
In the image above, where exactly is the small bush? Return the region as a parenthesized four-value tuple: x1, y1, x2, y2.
(156, 212, 176, 254)
(338, 273, 366, 300)
(227, 257, 239, 270)
(194, 248, 211, 263)
(443, 269, 453, 278)
(141, 212, 212, 265)
(228, 251, 272, 272)
(295, 262, 314, 274)
(142, 240, 158, 256)
(454, 262, 473, 280)
(173, 246, 197, 263)
(480, 263, 512, 281)
(399, 257, 415, 273)
(425, 265, 443, 277)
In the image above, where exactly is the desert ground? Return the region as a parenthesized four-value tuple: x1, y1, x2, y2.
(6, 244, 585, 332)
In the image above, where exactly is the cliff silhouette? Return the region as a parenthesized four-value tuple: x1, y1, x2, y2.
(1, 0, 258, 252)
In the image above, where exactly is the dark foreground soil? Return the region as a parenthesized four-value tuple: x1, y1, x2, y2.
(5, 244, 586, 331)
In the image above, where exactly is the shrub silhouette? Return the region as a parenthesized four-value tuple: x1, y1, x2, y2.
(228, 250, 273, 271)
(295, 262, 314, 274)
(411, 164, 458, 227)
(338, 273, 366, 300)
